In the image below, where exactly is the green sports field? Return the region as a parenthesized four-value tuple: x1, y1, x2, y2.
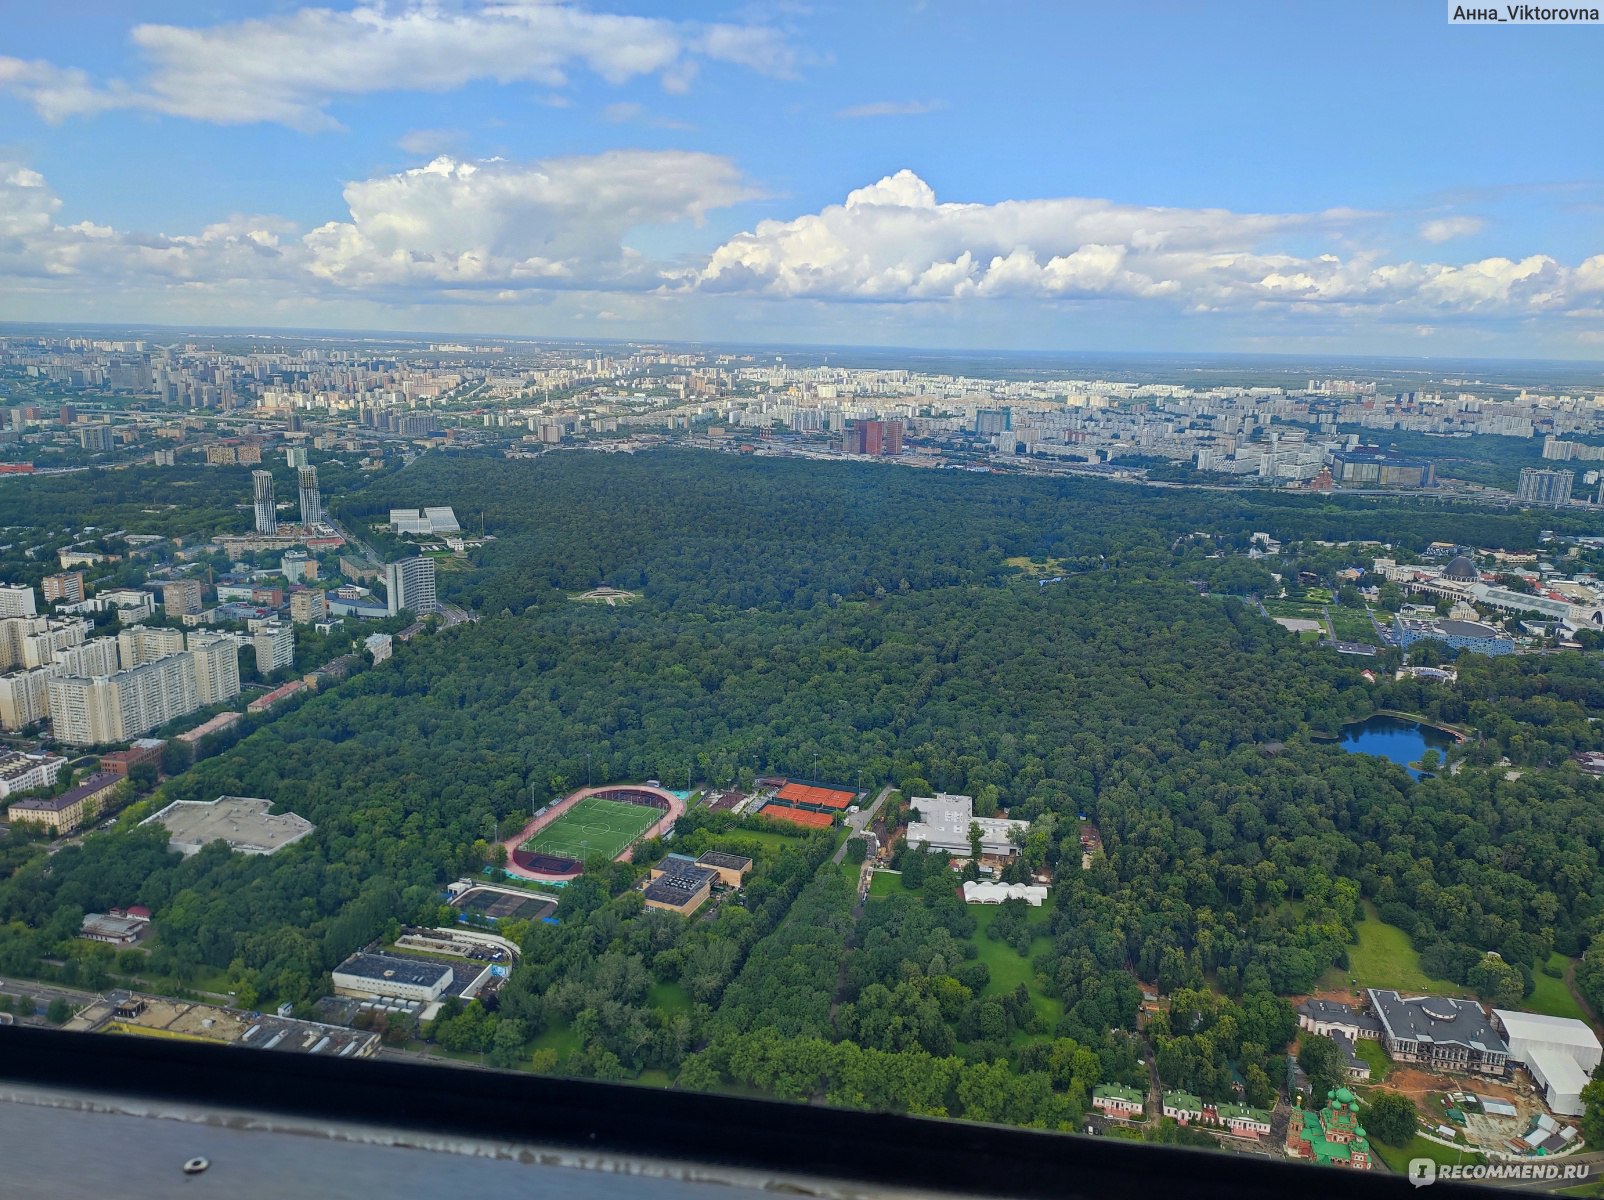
(521, 796, 660, 862)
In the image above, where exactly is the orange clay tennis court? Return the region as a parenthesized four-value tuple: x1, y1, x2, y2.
(758, 804, 836, 828)
(775, 783, 855, 810)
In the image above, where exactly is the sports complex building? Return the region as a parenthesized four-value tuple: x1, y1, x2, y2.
(754, 779, 858, 829)
(500, 784, 685, 882)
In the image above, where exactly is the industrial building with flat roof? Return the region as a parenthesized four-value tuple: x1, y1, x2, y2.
(76, 990, 380, 1060)
(642, 855, 718, 915)
(80, 911, 150, 945)
(332, 952, 455, 1004)
(694, 850, 754, 887)
(140, 795, 314, 857)
(906, 793, 1030, 858)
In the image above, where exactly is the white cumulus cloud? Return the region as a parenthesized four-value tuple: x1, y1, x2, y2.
(0, 2, 799, 131)
(304, 152, 758, 291)
(693, 170, 1604, 323)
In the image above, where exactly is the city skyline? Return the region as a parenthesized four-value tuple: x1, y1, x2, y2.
(1, 3, 1602, 357)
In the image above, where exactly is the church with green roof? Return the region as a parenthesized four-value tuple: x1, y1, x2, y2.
(1285, 1087, 1373, 1170)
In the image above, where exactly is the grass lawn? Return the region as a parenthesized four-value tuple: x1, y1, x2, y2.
(966, 900, 1063, 1034)
(724, 828, 806, 851)
(1354, 1036, 1391, 1082)
(634, 1068, 673, 1088)
(868, 870, 902, 899)
(1370, 1134, 1483, 1173)
(1317, 901, 1469, 996)
(529, 1017, 582, 1063)
(649, 981, 692, 1016)
(1526, 954, 1590, 1022)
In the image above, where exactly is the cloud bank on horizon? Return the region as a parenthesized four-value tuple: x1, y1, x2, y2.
(0, 1, 1599, 354)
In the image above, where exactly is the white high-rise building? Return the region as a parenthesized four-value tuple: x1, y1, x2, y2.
(385, 557, 438, 616)
(0, 586, 38, 618)
(188, 634, 241, 705)
(252, 470, 277, 534)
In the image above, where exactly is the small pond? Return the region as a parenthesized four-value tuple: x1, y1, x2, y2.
(1339, 715, 1458, 779)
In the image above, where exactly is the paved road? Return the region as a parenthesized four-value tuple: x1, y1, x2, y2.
(0, 978, 101, 1022)
(439, 603, 477, 627)
(831, 785, 892, 865)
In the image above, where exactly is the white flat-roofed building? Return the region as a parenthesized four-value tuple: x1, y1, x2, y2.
(962, 881, 1048, 905)
(907, 793, 1030, 857)
(0, 748, 67, 798)
(99, 589, 156, 624)
(0, 586, 37, 618)
(332, 952, 454, 1004)
(1494, 1009, 1602, 1116)
(140, 795, 313, 857)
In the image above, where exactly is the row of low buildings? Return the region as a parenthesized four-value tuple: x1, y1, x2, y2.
(1092, 1085, 1276, 1142)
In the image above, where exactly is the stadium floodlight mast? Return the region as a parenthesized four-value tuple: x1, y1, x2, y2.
(587, 752, 592, 788)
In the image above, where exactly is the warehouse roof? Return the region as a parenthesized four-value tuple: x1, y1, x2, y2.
(332, 953, 452, 990)
(1494, 1009, 1602, 1052)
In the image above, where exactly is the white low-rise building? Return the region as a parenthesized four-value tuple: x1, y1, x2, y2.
(1494, 1009, 1602, 1116)
(906, 793, 1030, 858)
(962, 881, 1048, 906)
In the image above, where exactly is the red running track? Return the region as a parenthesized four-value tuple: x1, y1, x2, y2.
(497, 784, 686, 882)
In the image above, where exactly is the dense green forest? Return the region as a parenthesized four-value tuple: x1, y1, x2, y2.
(3, 450, 1602, 1130)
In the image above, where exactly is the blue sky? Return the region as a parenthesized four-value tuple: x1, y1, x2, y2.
(1, 2, 1601, 357)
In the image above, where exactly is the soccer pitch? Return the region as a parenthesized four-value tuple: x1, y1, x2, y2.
(521, 796, 660, 862)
